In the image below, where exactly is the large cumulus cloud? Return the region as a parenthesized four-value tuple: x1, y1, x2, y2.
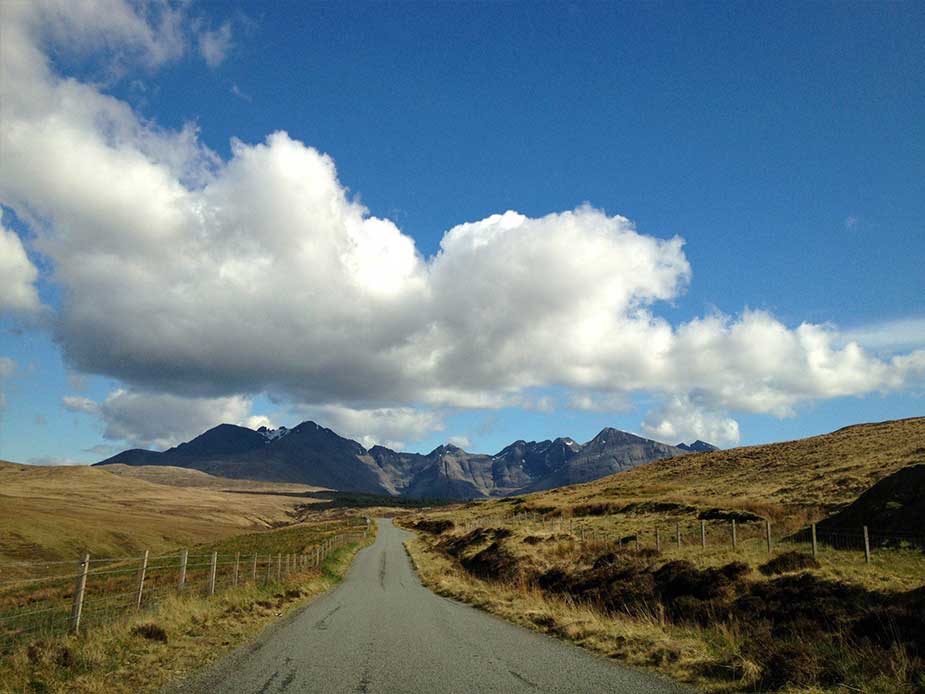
(0, 218, 41, 314)
(3, 1, 924, 450)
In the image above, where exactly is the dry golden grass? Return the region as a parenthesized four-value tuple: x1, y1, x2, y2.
(0, 534, 372, 694)
(401, 417, 925, 693)
(99, 463, 327, 491)
(405, 416, 925, 592)
(0, 461, 329, 573)
(405, 536, 720, 690)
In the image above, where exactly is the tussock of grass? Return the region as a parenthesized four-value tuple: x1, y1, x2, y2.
(0, 535, 372, 693)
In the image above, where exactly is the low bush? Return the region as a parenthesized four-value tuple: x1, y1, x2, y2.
(131, 623, 168, 643)
(758, 551, 820, 575)
(411, 519, 454, 534)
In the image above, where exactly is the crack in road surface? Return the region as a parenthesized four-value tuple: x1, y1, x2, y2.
(313, 604, 342, 630)
(174, 519, 691, 694)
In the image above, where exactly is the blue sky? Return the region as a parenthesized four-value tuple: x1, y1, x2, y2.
(0, 1, 923, 464)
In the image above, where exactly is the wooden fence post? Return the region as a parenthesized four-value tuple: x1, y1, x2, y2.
(811, 523, 818, 558)
(277, 553, 282, 581)
(731, 520, 737, 549)
(655, 527, 661, 552)
(765, 520, 773, 554)
(233, 552, 240, 587)
(284, 554, 290, 575)
(265, 554, 272, 584)
(863, 526, 871, 563)
(69, 553, 90, 634)
(701, 520, 707, 549)
(676, 523, 682, 549)
(135, 550, 149, 609)
(178, 549, 188, 590)
(252, 552, 258, 582)
(208, 551, 217, 596)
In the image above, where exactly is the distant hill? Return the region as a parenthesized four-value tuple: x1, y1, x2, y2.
(677, 440, 719, 453)
(0, 460, 325, 567)
(96, 423, 697, 500)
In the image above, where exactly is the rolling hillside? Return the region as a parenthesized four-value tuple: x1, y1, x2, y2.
(0, 460, 327, 567)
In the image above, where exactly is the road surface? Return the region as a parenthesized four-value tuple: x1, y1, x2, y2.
(176, 518, 690, 694)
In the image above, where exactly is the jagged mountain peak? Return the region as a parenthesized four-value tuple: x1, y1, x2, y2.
(585, 427, 643, 447)
(256, 425, 289, 442)
(429, 443, 466, 456)
(95, 421, 690, 500)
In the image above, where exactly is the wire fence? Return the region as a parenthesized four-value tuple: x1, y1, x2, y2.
(453, 510, 925, 564)
(0, 520, 371, 649)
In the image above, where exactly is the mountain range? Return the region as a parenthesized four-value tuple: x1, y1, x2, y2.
(94, 422, 716, 500)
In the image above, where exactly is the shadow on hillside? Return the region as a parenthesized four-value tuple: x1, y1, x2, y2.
(221, 488, 453, 509)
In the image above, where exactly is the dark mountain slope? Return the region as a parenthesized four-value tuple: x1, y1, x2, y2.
(96, 422, 704, 500)
(677, 440, 719, 453)
(526, 428, 687, 491)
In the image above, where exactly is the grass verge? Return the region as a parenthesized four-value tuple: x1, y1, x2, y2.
(404, 535, 710, 686)
(403, 522, 924, 693)
(0, 532, 373, 694)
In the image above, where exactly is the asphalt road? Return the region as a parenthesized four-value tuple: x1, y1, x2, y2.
(176, 518, 690, 694)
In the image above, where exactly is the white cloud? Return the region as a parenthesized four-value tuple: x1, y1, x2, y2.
(0, 357, 13, 418)
(245, 415, 276, 431)
(98, 389, 252, 450)
(642, 396, 741, 447)
(198, 21, 232, 68)
(62, 395, 99, 414)
(0, 357, 15, 379)
(8, 0, 189, 78)
(230, 82, 251, 102)
(447, 435, 472, 449)
(1, 0, 924, 448)
(0, 217, 41, 314)
(521, 395, 556, 413)
(27, 456, 86, 466)
(839, 317, 925, 353)
(567, 391, 632, 413)
(82, 443, 116, 456)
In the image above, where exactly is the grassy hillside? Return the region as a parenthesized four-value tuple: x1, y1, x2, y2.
(0, 461, 328, 571)
(402, 417, 925, 693)
(526, 416, 925, 520)
(99, 462, 326, 491)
